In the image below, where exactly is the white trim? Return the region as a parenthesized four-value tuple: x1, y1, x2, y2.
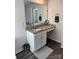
(52, 39, 61, 43)
(61, 44, 63, 48)
(48, 36, 61, 43)
(47, 37, 63, 48)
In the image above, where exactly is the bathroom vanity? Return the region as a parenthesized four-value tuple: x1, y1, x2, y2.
(25, 1, 56, 52)
(26, 24, 56, 52)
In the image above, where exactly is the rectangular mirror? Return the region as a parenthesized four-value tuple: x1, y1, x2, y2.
(24, 1, 48, 27)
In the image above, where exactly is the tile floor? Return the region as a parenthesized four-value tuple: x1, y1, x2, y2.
(16, 38, 63, 59)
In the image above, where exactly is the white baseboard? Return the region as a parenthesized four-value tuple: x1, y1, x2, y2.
(48, 37, 63, 48)
(61, 43, 63, 48)
(48, 37, 61, 43)
(15, 47, 23, 54)
(53, 39, 61, 43)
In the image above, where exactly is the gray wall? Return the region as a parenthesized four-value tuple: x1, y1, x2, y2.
(48, 0, 63, 48)
(15, 0, 27, 54)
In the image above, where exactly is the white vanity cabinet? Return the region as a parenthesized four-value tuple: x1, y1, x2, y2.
(27, 31, 47, 52)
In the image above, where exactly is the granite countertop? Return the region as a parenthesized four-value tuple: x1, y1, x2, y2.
(26, 24, 56, 34)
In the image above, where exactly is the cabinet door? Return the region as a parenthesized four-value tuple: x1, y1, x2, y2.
(27, 31, 35, 51)
(35, 32, 42, 50)
(41, 31, 47, 46)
